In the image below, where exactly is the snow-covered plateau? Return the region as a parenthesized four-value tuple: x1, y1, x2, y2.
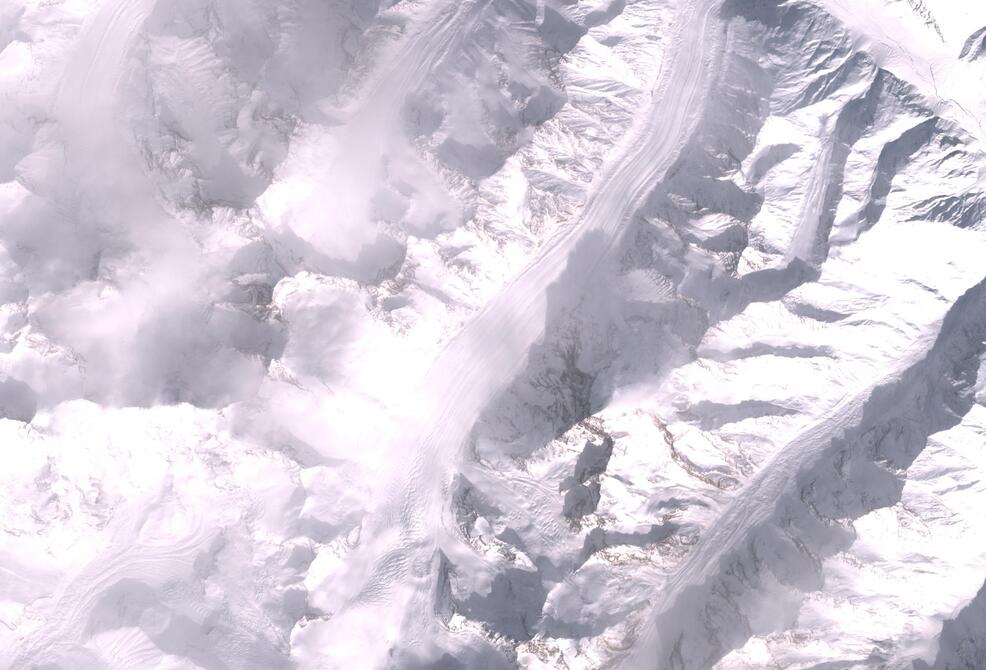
(2, 0, 986, 668)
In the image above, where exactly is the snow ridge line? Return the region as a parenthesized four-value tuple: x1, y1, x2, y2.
(624, 269, 986, 669)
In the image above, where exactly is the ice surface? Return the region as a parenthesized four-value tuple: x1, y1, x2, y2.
(2, 0, 986, 668)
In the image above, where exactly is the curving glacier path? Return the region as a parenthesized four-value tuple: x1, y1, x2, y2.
(296, 0, 728, 664)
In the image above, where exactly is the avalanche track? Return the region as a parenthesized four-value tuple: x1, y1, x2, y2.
(327, 0, 727, 660)
(786, 138, 836, 265)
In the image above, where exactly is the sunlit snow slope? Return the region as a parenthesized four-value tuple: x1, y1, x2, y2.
(2, 0, 986, 668)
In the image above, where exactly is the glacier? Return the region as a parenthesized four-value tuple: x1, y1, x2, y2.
(2, 0, 986, 668)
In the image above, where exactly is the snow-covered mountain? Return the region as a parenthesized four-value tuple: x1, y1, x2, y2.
(2, 0, 986, 668)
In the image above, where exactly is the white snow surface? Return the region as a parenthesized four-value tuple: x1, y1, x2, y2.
(2, 0, 986, 668)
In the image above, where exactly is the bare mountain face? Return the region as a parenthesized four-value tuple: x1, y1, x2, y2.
(1, 0, 986, 668)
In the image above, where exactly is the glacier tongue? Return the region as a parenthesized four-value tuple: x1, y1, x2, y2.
(2, 0, 986, 668)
